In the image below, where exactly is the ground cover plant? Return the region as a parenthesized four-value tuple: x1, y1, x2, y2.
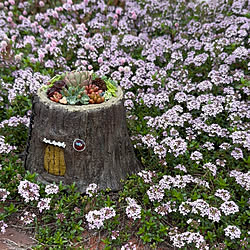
(0, 0, 249, 249)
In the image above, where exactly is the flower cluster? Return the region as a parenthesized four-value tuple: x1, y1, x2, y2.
(224, 225, 241, 240)
(86, 183, 98, 197)
(45, 184, 59, 195)
(0, 188, 10, 202)
(155, 201, 177, 216)
(85, 207, 116, 230)
(20, 212, 36, 225)
(18, 180, 40, 203)
(179, 199, 221, 222)
(121, 242, 137, 250)
(0, 115, 30, 128)
(137, 170, 156, 184)
(169, 231, 206, 249)
(202, 162, 217, 176)
(147, 174, 209, 202)
(125, 198, 141, 220)
(0, 0, 249, 248)
(214, 189, 231, 201)
(230, 170, 250, 191)
(37, 198, 51, 213)
(220, 201, 239, 216)
(0, 136, 17, 154)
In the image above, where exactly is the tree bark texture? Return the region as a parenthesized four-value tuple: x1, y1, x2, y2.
(24, 87, 142, 192)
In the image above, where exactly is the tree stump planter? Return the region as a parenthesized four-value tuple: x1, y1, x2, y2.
(24, 87, 142, 192)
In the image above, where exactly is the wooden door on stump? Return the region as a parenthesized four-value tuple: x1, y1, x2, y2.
(44, 145, 66, 176)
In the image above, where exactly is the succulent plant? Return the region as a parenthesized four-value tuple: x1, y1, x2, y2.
(85, 84, 105, 104)
(47, 80, 66, 98)
(59, 97, 67, 104)
(64, 71, 92, 88)
(61, 86, 89, 105)
(45, 71, 116, 105)
(92, 78, 107, 91)
(103, 79, 118, 100)
(50, 92, 62, 103)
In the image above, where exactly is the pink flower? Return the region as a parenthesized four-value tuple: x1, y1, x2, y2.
(97, 57, 103, 64)
(8, 0, 15, 5)
(220, 201, 239, 215)
(0, 41, 8, 51)
(131, 12, 137, 20)
(18, 180, 40, 203)
(113, 20, 118, 27)
(231, 147, 244, 160)
(7, 17, 12, 23)
(111, 230, 119, 240)
(119, 58, 126, 64)
(39, 27, 44, 33)
(56, 213, 65, 222)
(84, 43, 90, 50)
(121, 242, 137, 250)
(115, 8, 122, 15)
(39, 1, 45, 7)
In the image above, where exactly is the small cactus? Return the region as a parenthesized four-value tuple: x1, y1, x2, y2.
(64, 71, 92, 88)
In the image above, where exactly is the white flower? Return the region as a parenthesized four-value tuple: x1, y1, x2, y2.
(45, 184, 59, 195)
(220, 201, 239, 216)
(86, 183, 98, 197)
(224, 225, 241, 240)
(125, 198, 141, 220)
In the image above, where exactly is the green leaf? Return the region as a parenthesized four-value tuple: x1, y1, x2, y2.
(80, 94, 89, 105)
(104, 91, 113, 100)
(67, 96, 78, 105)
(50, 74, 65, 84)
(105, 80, 117, 97)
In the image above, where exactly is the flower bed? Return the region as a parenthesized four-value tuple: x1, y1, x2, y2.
(0, 0, 249, 249)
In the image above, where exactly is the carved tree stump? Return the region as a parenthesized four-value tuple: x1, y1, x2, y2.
(24, 87, 142, 192)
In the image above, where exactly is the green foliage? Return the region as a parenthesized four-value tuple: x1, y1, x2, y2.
(61, 86, 89, 105)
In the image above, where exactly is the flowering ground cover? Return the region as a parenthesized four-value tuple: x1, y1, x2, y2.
(0, 0, 249, 249)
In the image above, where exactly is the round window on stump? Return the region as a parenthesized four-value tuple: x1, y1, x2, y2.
(73, 139, 86, 152)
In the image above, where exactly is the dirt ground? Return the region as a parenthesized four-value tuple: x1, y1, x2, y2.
(0, 227, 36, 250)
(0, 208, 166, 249)
(0, 228, 145, 249)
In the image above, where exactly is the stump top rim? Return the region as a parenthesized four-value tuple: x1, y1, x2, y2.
(37, 86, 123, 111)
